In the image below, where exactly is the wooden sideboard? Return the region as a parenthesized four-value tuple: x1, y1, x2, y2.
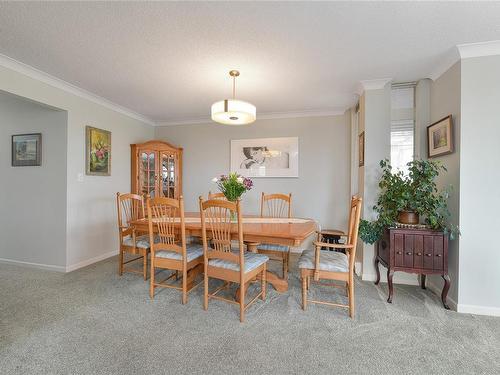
(374, 227, 451, 309)
(131, 140, 182, 199)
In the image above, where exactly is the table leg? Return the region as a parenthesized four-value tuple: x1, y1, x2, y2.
(186, 263, 203, 291)
(387, 269, 394, 303)
(242, 241, 289, 294)
(441, 274, 451, 310)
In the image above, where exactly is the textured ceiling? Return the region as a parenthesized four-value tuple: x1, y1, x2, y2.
(0, 2, 499, 124)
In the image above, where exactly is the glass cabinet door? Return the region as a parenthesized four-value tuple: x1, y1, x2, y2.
(139, 150, 156, 197)
(160, 152, 177, 198)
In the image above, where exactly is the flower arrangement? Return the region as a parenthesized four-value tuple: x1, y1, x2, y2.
(212, 173, 253, 201)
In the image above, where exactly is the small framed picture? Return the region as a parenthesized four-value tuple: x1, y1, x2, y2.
(427, 115, 453, 158)
(12, 133, 42, 167)
(358, 132, 365, 167)
(86, 126, 111, 176)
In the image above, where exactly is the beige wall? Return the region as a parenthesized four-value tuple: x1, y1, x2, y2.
(429, 61, 461, 306)
(0, 64, 154, 270)
(155, 115, 351, 250)
(0, 91, 67, 269)
(459, 55, 500, 314)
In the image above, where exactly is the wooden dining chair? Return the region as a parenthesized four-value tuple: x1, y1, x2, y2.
(116, 192, 150, 280)
(298, 196, 362, 318)
(147, 196, 204, 304)
(257, 192, 292, 278)
(208, 191, 227, 200)
(199, 197, 268, 322)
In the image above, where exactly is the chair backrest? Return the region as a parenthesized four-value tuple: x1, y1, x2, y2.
(208, 191, 227, 200)
(147, 196, 187, 260)
(199, 197, 244, 270)
(116, 192, 145, 237)
(260, 192, 292, 218)
(346, 196, 363, 270)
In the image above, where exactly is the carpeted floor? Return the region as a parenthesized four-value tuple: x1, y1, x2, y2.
(1, 255, 499, 375)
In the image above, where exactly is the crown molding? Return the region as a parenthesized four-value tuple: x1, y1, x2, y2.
(356, 78, 392, 95)
(457, 40, 500, 59)
(157, 108, 347, 127)
(427, 46, 461, 81)
(0, 53, 156, 126)
(428, 40, 500, 81)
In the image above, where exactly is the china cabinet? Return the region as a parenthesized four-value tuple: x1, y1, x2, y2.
(130, 140, 182, 198)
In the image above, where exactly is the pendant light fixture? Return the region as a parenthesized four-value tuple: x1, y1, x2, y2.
(211, 70, 256, 125)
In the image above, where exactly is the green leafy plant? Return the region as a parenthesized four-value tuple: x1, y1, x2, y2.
(359, 159, 460, 244)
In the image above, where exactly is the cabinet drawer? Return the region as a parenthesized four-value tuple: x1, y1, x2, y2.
(403, 235, 414, 267)
(413, 235, 424, 269)
(423, 235, 434, 269)
(433, 236, 444, 271)
(394, 233, 404, 267)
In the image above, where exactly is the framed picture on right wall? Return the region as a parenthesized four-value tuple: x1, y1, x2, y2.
(427, 115, 453, 158)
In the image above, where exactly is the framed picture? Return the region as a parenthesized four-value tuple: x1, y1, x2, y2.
(427, 115, 453, 158)
(86, 126, 111, 176)
(230, 137, 299, 177)
(12, 133, 42, 167)
(358, 132, 365, 167)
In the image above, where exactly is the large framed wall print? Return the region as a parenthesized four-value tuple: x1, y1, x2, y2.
(230, 137, 299, 178)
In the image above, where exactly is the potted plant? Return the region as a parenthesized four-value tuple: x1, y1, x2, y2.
(211, 173, 253, 201)
(359, 159, 459, 244)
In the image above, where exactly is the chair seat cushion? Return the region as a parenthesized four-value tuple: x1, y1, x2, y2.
(298, 249, 349, 272)
(257, 243, 289, 252)
(208, 252, 269, 273)
(122, 234, 150, 249)
(155, 244, 204, 262)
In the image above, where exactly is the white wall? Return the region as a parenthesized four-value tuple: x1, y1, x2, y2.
(0, 64, 154, 271)
(155, 115, 351, 249)
(459, 55, 500, 315)
(358, 85, 399, 282)
(429, 61, 461, 307)
(0, 91, 67, 269)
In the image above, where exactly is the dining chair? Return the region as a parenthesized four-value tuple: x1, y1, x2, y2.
(257, 192, 292, 278)
(199, 197, 268, 322)
(147, 196, 204, 304)
(116, 192, 150, 280)
(298, 196, 362, 318)
(208, 191, 227, 200)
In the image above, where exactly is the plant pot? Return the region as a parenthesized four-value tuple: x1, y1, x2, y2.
(398, 211, 419, 225)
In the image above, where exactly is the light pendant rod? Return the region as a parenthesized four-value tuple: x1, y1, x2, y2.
(229, 69, 240, 99)
(211, 69, 256, 125)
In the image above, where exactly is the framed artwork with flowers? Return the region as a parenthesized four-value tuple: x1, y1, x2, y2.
(86, 126, 111, 176)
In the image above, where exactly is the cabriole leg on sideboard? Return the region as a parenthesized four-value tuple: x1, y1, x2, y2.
(387, 269, 394, 303)
(420, 274, 426, 289)
(441, 274, 451, 310)
(374, 257, 381, 285)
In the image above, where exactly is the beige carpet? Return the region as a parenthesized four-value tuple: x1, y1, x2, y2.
(1, 255, 499, 375)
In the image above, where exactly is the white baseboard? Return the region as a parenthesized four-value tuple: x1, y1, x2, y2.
(426, 281, 458, 311)
(65, 250, 118, 272)
(355, 262, 362, 277)
(457, 303, 500, 317)
(0, 257, 66, 272)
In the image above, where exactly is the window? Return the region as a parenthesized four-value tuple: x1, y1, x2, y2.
(391, 85, 415, 174)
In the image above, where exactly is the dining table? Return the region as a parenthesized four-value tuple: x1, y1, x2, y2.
(131, 212, 317, 294)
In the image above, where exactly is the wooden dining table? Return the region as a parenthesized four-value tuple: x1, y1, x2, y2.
(131, 212, 317, 293)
